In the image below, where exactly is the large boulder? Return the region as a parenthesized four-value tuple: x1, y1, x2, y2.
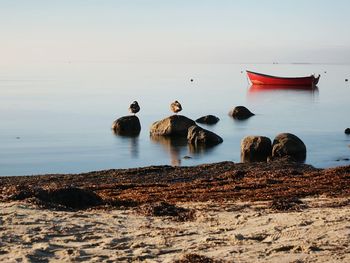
(187, 125, 223, 146)
(241, 136, 272, 162)
(150, 115, 196, 137)
(195, 115, 220, 125)
(229, 106, 255, 120)
(272, 133, 306, 162)
(112, 115, 141, 135)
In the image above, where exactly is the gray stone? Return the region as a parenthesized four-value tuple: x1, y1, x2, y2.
(112, 115, 141, 135)
(241, 136, 272, 162)
(196, 115, 220, 125)
(150, 115, 196, 137)
(272, 133, 306, 162)
(187, 125, 223, 146)
(229, 106, 255, 120)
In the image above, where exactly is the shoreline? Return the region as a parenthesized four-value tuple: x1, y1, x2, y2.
(1, 160, 349, 204)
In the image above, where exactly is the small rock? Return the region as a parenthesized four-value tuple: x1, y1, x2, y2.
(241, 136, 272, 162)
(345, 79, 348, 82)
(112, 115, 141, 135)
(229, 106, 255, 120)
(195, 115, 220, 125)
(187, 125, 223, 146)
(150, 115, 196, 137)
(345, 128, 350, 134)
(272, 133, 306, 162)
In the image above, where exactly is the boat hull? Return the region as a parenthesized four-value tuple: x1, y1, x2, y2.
(246, 70, 319, 86)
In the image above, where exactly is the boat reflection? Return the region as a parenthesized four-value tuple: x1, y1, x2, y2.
(249, 84, 319, 93)
(247, 84, 319, 101)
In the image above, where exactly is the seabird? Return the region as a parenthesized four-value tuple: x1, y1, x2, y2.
(170, 100, 182, 114)
(129, 101, 140, 115)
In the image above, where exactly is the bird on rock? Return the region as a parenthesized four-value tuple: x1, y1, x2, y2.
(170, 100, 182, 114)
(129, 101, 140, 115)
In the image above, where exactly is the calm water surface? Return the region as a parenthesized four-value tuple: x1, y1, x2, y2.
(0, 63, 349, 176)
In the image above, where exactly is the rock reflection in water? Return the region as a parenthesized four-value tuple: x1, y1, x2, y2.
(188, 143, 216, 156)
(151, 135, 217, 166)
(113, 131, 139, 158)
(150, 136, 187, 166)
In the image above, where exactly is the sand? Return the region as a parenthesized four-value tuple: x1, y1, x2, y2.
(1, 197, 349, 263)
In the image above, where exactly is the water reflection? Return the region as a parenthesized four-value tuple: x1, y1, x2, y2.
(150, 135, 219, 166)
(247, 84, 319, 101)
(112, 131, 139, 158)
(248, 84, 319, 93)
(150, 135, 188, 166)
(188, 143, 216, 156)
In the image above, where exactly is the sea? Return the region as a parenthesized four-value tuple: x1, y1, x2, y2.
(0, 62, 349, 176)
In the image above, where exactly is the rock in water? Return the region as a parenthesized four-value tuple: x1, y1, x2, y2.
(112, 115, 141, 135)
(272, 133, 306, 162)
(229, 106, 255, 120)
(150, 115, 195, 137)
(187, 125, 223, 146)
(241, 136, 272, 162)
(345, 128, 350, 134)
(195, 115, 220, 125)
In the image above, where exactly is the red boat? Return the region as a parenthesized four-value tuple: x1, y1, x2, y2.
(246, 70, 320, 86)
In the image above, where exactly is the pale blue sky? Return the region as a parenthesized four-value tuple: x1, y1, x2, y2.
(1, 0, 350, 64)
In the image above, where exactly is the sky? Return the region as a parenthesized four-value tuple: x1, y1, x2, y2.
(1, 0, 350, 64)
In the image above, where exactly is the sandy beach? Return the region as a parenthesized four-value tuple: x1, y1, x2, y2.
(1, 160, 349, 262)
(1, 198, 349, 262)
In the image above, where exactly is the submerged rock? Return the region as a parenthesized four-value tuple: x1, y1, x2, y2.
(195, 115, 220, 125)
(150, 115, 195, 137)
(241, 136, 272, 162)
(272, 133, 306, 162)
(187, 125, 223, 146)
(112, 115, 141, 135)
(229, 106, 255, 120)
